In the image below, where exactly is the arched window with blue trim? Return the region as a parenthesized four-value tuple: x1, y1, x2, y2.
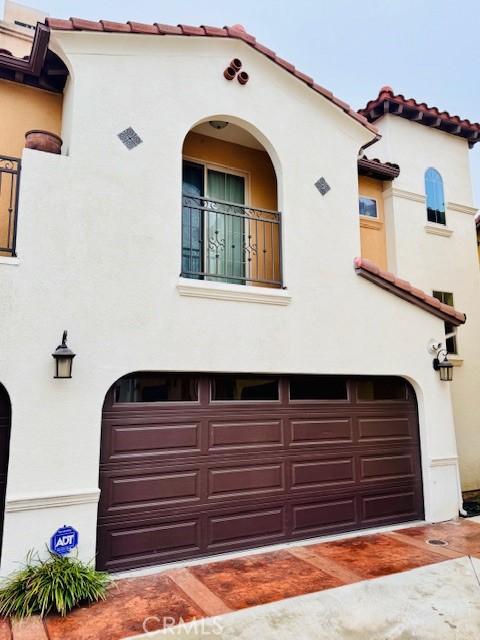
(425, 168, 446, 225)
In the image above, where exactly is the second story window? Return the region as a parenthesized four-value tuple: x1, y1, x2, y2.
(432, 291, 457, 354)
(359, 196, 378, 218)
(425, 168, 446, 225)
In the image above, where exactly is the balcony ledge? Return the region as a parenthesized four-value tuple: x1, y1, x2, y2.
(177, 277, 291, 306)
(0, 256, 20, 266)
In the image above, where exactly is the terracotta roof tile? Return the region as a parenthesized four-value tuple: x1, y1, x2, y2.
(354, 257, 466, 325)
(100, 20, 131, 33)
(294, 69, 314, 86)
(46, 18, 73, 30)
(357, 156, 400, 180)
(275, 56, 295, 73)
(154, 23, 182, 35)
(178, 24, 206, 36)
(201, 25, 228, 37)
(226, 26, 256, 44)
(46, 17, 378, 135)
(313, 83, 333, 100)
(70, 17, 103, 31)
(253, 42, 276, 59)
(331, 96, 351, 112)
(127, 21, 159, 34)
(360, 86, 480, 146)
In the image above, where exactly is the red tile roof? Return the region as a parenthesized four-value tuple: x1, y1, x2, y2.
(359, 86, 480, 147)
(357, 156, 400, 181)
(45, 18, 378, 136)
(354, 257, 466, 326)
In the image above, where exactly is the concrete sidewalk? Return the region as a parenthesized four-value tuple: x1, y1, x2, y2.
(129, 556, 480, 639)
(7, 518, 480, 639)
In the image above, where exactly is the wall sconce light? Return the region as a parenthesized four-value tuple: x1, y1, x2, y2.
(52, 331, 76, 379)
(433, 346, 453, 382)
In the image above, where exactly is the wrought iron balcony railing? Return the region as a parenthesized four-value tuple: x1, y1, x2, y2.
(0, 155, 21, 257)
(181, 194, 282, 287)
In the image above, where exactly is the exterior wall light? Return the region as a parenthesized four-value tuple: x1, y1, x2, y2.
(433, 347, 453, 382)
(52, 331, 76, 379)
(209, 120, 229, 130)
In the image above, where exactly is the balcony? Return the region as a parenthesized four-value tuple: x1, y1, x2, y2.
(181, 194, 282, 288)
(0, 155, 20, 257)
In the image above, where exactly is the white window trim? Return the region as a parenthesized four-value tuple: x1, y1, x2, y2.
(424, 223, 453, 237)
(177, 277, 291, 306)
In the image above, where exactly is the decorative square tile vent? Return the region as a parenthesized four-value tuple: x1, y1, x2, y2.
(315, 177, 331, 196)
(117, 127, 143, 150)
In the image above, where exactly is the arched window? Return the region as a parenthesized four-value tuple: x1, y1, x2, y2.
(181, 119, 281, 288)
(425, 168, 446, 225)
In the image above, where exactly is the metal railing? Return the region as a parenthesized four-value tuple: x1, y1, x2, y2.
(181, 194, 282, 287)
(0, 155, 21, 256)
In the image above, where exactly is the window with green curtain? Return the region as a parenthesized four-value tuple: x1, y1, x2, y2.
(206, 169, 245, 284)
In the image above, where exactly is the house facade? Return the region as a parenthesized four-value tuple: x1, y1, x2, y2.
(0, 16, 477, 575)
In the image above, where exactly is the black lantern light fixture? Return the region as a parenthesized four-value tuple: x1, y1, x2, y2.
(52, 331, 76, 379)
(433, 346, 454, 382)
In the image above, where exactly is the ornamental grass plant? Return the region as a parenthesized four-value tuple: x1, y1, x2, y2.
(0, 550, 111, 618)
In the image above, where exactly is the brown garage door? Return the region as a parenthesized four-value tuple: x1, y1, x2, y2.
(97, 373, 423, 572)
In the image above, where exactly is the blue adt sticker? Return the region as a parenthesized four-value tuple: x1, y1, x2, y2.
(50, 525, 79, 556)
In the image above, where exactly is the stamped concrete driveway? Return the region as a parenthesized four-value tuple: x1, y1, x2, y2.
(7, 518, 480, 639)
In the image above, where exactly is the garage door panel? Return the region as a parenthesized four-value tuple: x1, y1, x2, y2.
(208, 463, 285, 500)
(291, 497, 357, 536)
(207, 506, 286, 550)
(289, 417, 353, 446)
(99, 467, 202, 516)
(98, 518, 201, 571)
(360, 453, 416, 483)
(357, 416, 415, 442)
(290, 457, 354, 490)
(361, 487, 420, 525)
(208, 419, 283, 452)
(102, 418, 202, 463)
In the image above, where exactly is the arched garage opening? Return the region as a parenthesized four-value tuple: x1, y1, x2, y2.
(0, 384, 11, 556)
(97, 373, 423, 572)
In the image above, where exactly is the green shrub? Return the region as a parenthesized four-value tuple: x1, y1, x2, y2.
(0, 550, 111, 618)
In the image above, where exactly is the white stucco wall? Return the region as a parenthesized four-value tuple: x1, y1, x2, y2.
(371, 115, 480, 491)
(0, 33, 464, 573)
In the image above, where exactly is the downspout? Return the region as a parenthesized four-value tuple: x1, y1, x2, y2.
(358, 131, 382, 158)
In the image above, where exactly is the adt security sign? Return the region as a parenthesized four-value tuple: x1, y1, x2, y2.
(50, 525, 79, 556)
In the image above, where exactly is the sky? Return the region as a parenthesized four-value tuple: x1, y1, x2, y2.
(32, 0, 480, 203)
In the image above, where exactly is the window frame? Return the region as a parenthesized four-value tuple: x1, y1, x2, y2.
(356, 377, 409, 403)
(113, 373, 201, 405)
(288, 375, 351, 403)
(432, 290, 458, 354)
(209, 374, 281, 404)
(358, 195, 379, 220)
(425, 167, 446, 226)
